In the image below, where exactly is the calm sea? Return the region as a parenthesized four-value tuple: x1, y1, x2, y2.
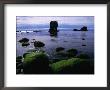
(16, 28, 94, 59)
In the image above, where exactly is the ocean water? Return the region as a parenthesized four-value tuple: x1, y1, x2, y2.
(16, 29, 94, 59)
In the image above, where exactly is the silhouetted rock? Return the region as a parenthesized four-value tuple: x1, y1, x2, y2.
(73, 26, 88, 31)
(33, 30, 41, 32)
(49, 21, 58, 36)
(16, 31, 20, 32)
(82, 38, 85, 40)
(73, 29, 80, 31)
(80, 26, 88, 31)
(82, 44, 86, 46)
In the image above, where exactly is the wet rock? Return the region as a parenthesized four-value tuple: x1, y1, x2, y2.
(77, 54, 90, 59)
(67, 48, 78, 57)
(22, 42, 30, 47)
(56, 47, 65, 52)
(82, 38, 85, 40)
(19, 38, 29, 43)
(34, 41, 45, 48)
(82, 44, 86, 46)
(73, 29, 80, 31)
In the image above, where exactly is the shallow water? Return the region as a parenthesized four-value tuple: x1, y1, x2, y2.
(16, 30, 94, 59)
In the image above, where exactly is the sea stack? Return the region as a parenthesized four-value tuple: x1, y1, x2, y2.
(49, 21, 58, 36)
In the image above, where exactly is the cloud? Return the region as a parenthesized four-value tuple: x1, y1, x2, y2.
(16, 16, 94, 25)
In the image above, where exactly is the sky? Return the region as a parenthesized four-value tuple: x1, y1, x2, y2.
(16, 16, 94, 26)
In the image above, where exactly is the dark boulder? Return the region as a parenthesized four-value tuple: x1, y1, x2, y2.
(56, 47, 65, 52)
(77, 54, 90, 59)
(73, 29, 80, 31)
(34, 41, 45, 48)
(23, 52, 49, 74)
(22, 42, 30, 47)
(66, 48, 78, 57)
(80, 26, 88, 31)
(19, 38, 29, 43)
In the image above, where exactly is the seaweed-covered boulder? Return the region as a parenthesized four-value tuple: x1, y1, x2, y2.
(50, 58, 94, 74)
(77, 54, 90, 59)
(23, 52, 49, 74)
(66, 49, 78, 57)
(56, 47, 65, 52)
(34, 41, 45, 48)
(19, 38, 29, 43)
(23, 53, 30, 58)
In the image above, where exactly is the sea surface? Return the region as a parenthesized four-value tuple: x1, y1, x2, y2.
(16, 28, 94, 60)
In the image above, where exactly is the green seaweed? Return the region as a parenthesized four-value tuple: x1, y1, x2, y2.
(23, 52, 49, 74)
(50, 58, 93, 74)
